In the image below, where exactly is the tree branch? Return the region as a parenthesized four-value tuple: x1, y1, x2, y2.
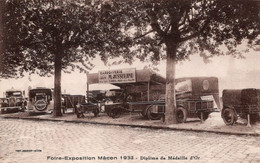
(147, 9, 165, 38)
(134, 29, 154, 40)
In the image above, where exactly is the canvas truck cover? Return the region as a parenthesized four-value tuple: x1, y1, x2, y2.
(223, 88, 260, 107)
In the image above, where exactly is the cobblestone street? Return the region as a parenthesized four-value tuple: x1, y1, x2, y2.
(0, 118, 260, 163)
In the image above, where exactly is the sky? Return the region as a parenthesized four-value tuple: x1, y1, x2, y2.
(0, 50, 260, 98)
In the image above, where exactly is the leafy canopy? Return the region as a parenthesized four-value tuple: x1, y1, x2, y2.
(0, 0, 132, 78)
(102, 0, 260, 63)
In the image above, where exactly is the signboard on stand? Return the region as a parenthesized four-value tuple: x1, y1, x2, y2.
(99, 68, 136, 84)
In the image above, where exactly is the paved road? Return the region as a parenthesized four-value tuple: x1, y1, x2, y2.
(0, 118, 260, 163)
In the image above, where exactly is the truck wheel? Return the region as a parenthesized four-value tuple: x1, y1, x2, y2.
(197, 112, 209, 121)
(110, 108, 121, 119)
(147, 105, 162, 120)
(176, 107, 187, 123)
(222, 108, 237, 125)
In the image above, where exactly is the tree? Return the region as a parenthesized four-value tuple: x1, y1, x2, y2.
(0, 0, 131, 116)
(0, 0, 28, 78)
(102, 0, 260, 124)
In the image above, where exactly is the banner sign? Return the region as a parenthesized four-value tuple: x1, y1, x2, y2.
(99, 68, 136, 84)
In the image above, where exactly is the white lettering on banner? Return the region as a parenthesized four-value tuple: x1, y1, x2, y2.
(99, 68, 136, 84)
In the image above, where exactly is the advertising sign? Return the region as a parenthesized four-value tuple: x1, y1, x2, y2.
(99, 68, 136, 84)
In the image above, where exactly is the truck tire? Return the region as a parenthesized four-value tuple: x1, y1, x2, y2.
(110, 107, 122, 119)
(197, 112, 209, 121)
(222, 108, 237, 125)
(176, 107, 187, 123)
(147, 105, 162, 120)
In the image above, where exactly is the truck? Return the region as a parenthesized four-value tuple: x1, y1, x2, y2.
(128, 77, 220, 122)
(27, 87, 54, 114)
(222, 88, 260, 125)
(0, 89, 26, 113)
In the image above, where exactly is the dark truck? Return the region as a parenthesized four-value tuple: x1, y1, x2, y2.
(136, 77, 220, 122)
(101, 77, 219, 122)
(0, 89, 26, 113)
(27, 87, 53, 114)
(222, 88, 260, 125)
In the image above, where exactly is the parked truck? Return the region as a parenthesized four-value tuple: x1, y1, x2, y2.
(222, 88, 260, 125)
(0, 89, 26, 113)
(27, 87, 54, 114)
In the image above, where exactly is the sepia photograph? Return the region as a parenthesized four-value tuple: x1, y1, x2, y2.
(0, 0, 260, 162)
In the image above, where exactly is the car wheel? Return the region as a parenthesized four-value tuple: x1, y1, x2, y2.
(222, 108, 237, 125)
(147, 105, 162, 120)
(176, 107, 187, 123)
(109, 107, 121, 119)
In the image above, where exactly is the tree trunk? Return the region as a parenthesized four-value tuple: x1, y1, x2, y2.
(0, 0, 4, 72)
(53, 46, 63, 117)
(164, 40, 178, 124)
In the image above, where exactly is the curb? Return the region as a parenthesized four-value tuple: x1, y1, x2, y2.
(1, 116, 259, 137)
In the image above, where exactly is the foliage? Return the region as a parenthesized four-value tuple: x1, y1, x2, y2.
(0, 0, 132, 78)
(104, 0, 260, 62)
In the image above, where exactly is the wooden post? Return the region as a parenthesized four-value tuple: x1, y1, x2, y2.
(200, 112, 204, 123)
(147, 81, 150, 101)
(247, 114, 251, 127)
(86, 72, 89, 103)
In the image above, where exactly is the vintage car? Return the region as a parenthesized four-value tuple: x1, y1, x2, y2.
(0, 89, 27, 113)
(27, 87, 54, 114)
(222, 88, 260, 125)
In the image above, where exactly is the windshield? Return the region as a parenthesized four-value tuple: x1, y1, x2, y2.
(6, 91, 22, 97)
(175, 79, 192, 94)
(29, 89, 52, 101)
